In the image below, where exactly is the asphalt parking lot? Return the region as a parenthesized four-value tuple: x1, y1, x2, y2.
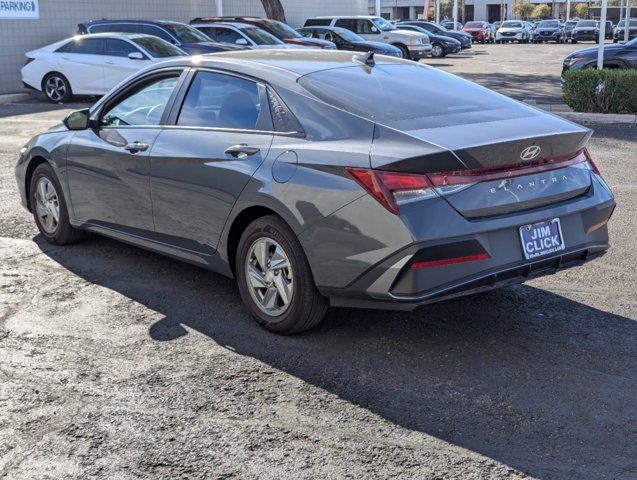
(426, 42, 592, 104)
(1, 44, 636, 479)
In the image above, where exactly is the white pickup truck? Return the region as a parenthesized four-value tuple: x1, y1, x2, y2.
(303, 15, 432, 60)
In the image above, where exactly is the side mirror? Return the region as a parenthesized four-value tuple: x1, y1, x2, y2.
(371, 26, 379, 33)
(235, 38, 249, 45)
(63, 108, 90, 131)
(128, 51, 145, 60)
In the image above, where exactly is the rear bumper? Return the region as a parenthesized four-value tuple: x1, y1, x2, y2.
(306, 174, 615, 311)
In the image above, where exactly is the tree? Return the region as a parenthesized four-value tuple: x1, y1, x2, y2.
(532, 3, 552, 17)
(260, 0, 286, 22)
(514, 0, 535, 19)
(572, 2, 589, 17)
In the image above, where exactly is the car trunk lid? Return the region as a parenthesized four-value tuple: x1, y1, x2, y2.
(370, 115, 593, 218)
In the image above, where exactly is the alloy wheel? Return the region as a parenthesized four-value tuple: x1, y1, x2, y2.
(45, 76, 66, 102)
(35, 177, 60, 234)
(432, 44, 444, 57)
(245, 237, 294, 316)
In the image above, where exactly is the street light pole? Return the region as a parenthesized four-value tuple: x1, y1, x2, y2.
(436, 0, 441, 23)
(597, 0, 608, 69)
(566, 0, 571, 21)
(215, 0, 223, 17)
(626, 0, 632, 42)
(453, 0, 458, 29)
(375, 0, 381, 17)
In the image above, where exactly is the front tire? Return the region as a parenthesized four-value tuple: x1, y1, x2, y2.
(236, 215, 328, 334)
(30, 163, 85, 245)
(42, 73, 72, 103)
(431, 43, 445, 58)
(396, 44, 410, 60)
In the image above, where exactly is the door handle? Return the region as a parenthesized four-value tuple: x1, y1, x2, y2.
(105, 60, 115, 65)
(124, 141, 149, 153)
(224, 144, 260, 159)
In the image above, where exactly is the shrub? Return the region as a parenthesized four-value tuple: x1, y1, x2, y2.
(562, 68, 637, 114)
(532, 4, 552, 18)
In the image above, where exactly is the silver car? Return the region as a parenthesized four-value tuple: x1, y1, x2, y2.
(15, 51, 615, 334)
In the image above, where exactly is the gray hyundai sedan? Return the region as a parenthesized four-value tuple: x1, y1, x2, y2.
(16, 50, 615, 334)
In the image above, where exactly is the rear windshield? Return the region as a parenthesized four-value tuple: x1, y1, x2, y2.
(576, 20, 597, 27)
(298, 64, 534, 130)
(464, 22, 484, 28)
(618, 19, 637, 27)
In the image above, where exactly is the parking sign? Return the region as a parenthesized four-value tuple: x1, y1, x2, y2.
(0, 1, 39, 19)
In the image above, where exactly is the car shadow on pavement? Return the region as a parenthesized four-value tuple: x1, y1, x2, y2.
(37, 235, 637, 480)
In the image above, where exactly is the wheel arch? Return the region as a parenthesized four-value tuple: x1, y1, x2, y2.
(224, 204, 294, 278)
(24, 154, 51, 212)
(41, 71, 74, 97)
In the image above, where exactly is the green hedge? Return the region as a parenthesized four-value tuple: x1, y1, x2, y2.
(562, 68, 637, 114)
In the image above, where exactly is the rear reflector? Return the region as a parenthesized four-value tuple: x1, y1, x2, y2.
(411, 252, 490, 269)
(586, 219, 608, 233)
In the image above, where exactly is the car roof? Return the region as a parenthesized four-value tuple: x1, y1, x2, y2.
(83, 19, 175, 26)
(192, 21, 256, 29)
(191, 16, 275, 24)
(73, 32, 157, 40)
(310, 15, 381, 19)
(146, 49, 407, 81)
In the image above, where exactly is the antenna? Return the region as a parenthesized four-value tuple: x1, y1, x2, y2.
(353, 51, 375, 67)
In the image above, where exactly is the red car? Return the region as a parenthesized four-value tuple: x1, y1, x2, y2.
(190, 17, 336, 49)
(462, 21, 494, 43)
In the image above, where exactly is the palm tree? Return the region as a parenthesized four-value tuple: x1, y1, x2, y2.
(260, 0, 286, 22)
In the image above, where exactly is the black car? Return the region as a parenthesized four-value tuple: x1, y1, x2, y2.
(395, 24, 461, 57)
(77, 19, 243, 54)
(533, 19, 563, 43)
(571, 19, 599, 43)
(441, 20, 463, 30)
(397, 20, 472, 49)
(296, 26, 401, 56)
(613, 18, 637, 42)
(562, 37, 637, 74)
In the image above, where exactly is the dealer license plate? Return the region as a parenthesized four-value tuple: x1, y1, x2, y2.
(519, 218, 565, 260)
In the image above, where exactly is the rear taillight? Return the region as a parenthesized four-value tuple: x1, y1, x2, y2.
(345, 168, 436, 215)
(24, 57, 35, 66)
(345, 149, 600, 215)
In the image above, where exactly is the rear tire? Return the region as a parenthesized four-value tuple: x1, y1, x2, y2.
(236, 215, 328, 334)
(42, 73, 72, 103)
(30, 163, 85, 245)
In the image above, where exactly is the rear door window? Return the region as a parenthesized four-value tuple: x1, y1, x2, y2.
(215, 27, 244, 44)
(140, 24, 175, 43)
(334, 19, 357, 32)
(304, 19, 332, 27)
(177, 71, 263, 131)
(57, 38, 104, 55)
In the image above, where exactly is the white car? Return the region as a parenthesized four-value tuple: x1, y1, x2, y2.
(22, 33, 186, 102)
(495, 20, 533, 43)
(191, 22, 312, 50)
(303, 15, 432, 60)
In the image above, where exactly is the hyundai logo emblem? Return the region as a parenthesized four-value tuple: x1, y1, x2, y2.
(520, 145, 541, 161)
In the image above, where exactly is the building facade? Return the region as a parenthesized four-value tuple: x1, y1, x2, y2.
(368, 0, 569, 23)
(0, 0, 367, 94)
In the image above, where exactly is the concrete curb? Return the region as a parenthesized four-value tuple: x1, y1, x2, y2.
(0, 93, 30, 105)
(524, 101, 637, 125)
(553, 111, 637, 125)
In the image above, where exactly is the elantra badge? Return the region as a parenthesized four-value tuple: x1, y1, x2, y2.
(520, 145, 541, 161)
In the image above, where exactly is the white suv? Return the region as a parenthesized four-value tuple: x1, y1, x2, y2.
(303, 15, 432, 60)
